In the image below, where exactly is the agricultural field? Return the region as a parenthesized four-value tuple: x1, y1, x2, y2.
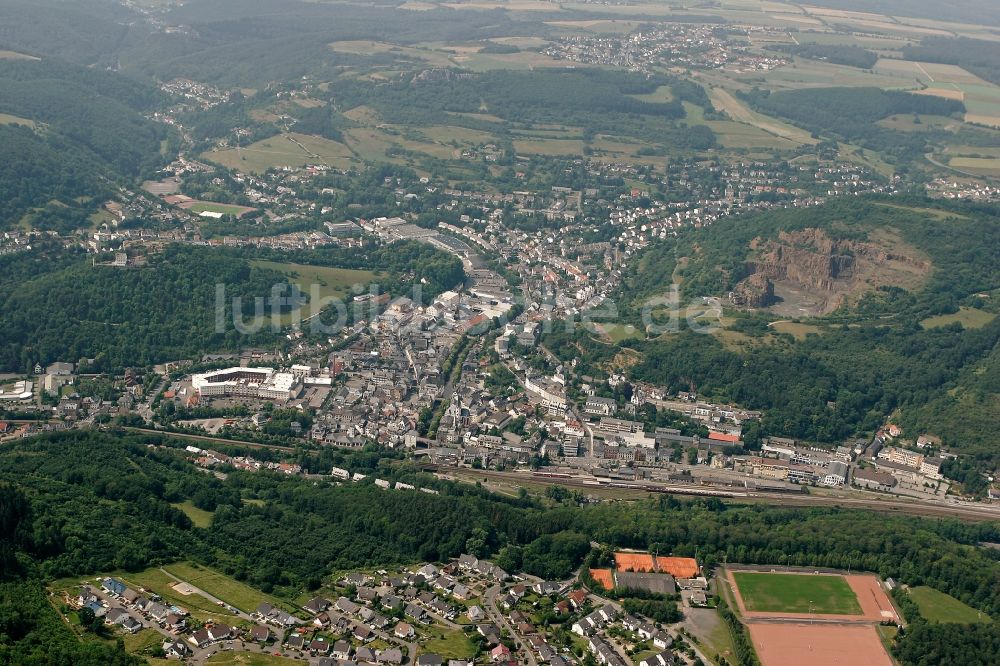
(417, 125, 499, 146)
(204, 132, 355, 174)
(704, 91, 816, 147)
(161, 561, 291, 616)
(768, 320, 824, 340)
(596, 323, 643, 343)
(731, 572, 862, 615)
(546, 19, 645, 34)
(877, 114, 964, 132)
(513, 138, 586, 156)
(329, 40, 455, 68)
(907, 586, 993, 624)
(948, 157, 1000, 177)
(342, 127, 457, 164)
(627, 84, 674, 103)
(758, 58, 916, 90)
(874, 59, 1000, 125)
(455, 50, 569, 72)
(0, 49, 38, 60)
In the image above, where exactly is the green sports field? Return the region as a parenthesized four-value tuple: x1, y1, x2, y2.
(733, 571, 863, 615)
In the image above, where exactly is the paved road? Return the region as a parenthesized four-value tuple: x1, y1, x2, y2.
(484, 584, 538, 666)
(138, 376, 171, 422)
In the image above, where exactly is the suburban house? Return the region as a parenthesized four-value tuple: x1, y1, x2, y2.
(354, 624, 374, 642)
(332, 640, 352, 660)
(417, 654, 444, 666)
(304, 597, 332, 614)
(250, 625, 271, 642)
(162, 639, 190, 658)
(394, 621, 414, 639)
(490, 645, 513, 663)
(639, 650, 676, 666)
(377, 648, 404, 664)
(101, 578, 127, 597)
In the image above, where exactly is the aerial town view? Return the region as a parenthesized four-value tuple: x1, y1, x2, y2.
(1, 0, 1000, 665)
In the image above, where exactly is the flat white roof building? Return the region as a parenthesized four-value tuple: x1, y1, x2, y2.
(0, 380, 32, 401)
(192, 367, 301, 401)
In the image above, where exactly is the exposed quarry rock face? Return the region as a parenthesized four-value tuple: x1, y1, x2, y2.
(411, 69, 472, 84)
(731, 228, 925, 313)
(729, 273, 775, 308)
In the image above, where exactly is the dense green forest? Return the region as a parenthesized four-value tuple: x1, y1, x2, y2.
(3, 430, 1000, 664)
(741, 87, 963, 159)
(0, 247, 285, 373)
(0, 241, 463, 372)
(0, 0, 131, 67)
(0, 59, 167, 177)
(0, 125, 113, 232)
(543, 198, 1000, 463)
(0, 58, 168, 229)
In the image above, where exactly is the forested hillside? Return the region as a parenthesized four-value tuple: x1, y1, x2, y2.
(0, 246, 285, 373)
(0, 0, 132, 66)
(3, 430, 1000, 664)
(0, 58, 169, 229)
(0, 59, 167, 175)
(129, 0, 545, 86)
(0, 125, 112, 232)
(546, 198, 1000, 463)
(626, 197, 999, 311)
(0, 241, 463, 373)
(332, 69, 715, 149)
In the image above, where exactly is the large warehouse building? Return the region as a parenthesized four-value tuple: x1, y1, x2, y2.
(192, 367, 301, 401)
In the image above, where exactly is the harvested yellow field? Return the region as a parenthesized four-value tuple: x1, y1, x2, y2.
(709, 88, 817, 145)
(966, 114, 1000, 128)
(913, 88, 965, 101)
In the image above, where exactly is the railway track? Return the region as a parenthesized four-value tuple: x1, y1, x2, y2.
(431, 465, 1000, 522)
